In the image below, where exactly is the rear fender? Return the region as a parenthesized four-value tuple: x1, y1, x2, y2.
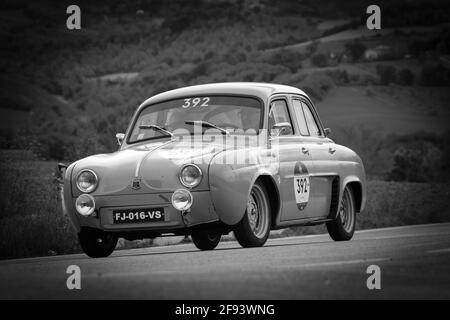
(341, 175, 366, 214)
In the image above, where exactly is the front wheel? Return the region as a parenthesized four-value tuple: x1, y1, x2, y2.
(191, 231, 221, 250)
(326, 185, 356, 241)
(234, 180, 271, 248)
(78, 228, 118, 258)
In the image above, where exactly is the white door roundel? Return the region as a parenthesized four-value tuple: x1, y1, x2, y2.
(294, 162, 310, 210)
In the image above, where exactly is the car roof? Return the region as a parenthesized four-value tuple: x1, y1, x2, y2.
(139, 82, 308, 107)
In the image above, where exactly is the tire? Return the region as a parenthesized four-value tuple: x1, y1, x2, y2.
(191, 231, 221, 250)
(78, 228, 118, 258)
(326, 185, 356, 241)
(234, 180, 271, 248)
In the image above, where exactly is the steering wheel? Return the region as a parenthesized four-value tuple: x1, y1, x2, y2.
(201, 107, 242, 130)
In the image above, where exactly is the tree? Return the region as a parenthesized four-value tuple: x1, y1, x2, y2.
(344, 40, 366, 61)
(387, 144, 442, 182)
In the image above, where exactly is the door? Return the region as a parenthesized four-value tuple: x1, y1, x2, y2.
(267, 98, 316, 221)
(296, 98, 335, 219)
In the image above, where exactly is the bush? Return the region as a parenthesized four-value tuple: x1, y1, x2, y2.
(397, 68, 414, 86)
(420, 64, 450, 86)
(311, 53, 329, 67)
(305, 40, 319, 56)
(376, 64, 397, 85)
(344, 40, 366, 61)
(409, 39, 437, 55)
(263, 49, 304, 72)
(387, 144, 442, 182)
(324, 69, 350, 84)
(33, 134, 67, 160)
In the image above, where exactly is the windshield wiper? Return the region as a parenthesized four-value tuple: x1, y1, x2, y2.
(139, 124, 173, 137)
(185, 120, 230, 135)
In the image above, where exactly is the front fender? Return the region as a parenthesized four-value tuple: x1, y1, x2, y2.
(208, 149, 277, 225)
(63, 162, 81, 233)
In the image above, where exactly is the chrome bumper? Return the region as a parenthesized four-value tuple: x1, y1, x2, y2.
(65, 191, 219, 233)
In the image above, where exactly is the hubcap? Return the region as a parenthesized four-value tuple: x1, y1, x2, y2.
(207, 233, 218, 242)
(340, 188, 355, 233)
(246, 185, 269, 239)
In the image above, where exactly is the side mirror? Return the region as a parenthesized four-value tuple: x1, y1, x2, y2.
(56, 163, 68, 186)
(57, 163, 68, 177)
(272, 122, 292, 136)
(324, 128, 332, 137)
(116, 133, 125, 146)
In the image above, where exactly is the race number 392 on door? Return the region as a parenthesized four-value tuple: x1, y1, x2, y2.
(294, 162, 310, 210)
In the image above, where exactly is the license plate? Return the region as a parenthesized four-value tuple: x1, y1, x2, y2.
(112, 207, 165, 224)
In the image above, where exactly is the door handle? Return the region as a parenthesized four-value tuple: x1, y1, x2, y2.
(329, 147, 336, 154)
(301, 147, 309, 154)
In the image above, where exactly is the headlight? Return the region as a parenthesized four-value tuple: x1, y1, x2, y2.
(76, 170, 98, 193)
(75, 194, 96, 216)
(171, 189, 193, 211)
(179, 164, 202, 188)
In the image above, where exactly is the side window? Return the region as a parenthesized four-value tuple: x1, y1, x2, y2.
(268, 99, 293, 136)
(292, 99, 310, 136)
(302, 102, 321, 137)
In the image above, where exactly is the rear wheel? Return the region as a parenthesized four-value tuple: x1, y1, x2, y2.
(191, 231, 221, 250)
(326, 185, 356, 241)
(78, 228, 118, 258)
(234, 180, 271, 248)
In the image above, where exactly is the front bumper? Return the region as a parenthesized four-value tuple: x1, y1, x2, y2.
(64, 190, 219, 233)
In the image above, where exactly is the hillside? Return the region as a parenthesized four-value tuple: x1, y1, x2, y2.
(318, 85, 450, 135)
(0, 0, 449, 175)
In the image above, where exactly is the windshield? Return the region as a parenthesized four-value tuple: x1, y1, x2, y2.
(128, 95, 262, 143)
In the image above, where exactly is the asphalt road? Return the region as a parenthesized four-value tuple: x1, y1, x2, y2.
(1, 223, 450, 299)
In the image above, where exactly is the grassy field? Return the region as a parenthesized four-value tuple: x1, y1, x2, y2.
(0, 150, 79, 258)
(1, 149, 449, 259)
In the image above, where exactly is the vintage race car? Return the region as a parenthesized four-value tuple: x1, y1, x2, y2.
(61, 82, 366, 257)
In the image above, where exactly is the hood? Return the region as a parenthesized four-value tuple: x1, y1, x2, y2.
(72, 138, 228, 196)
